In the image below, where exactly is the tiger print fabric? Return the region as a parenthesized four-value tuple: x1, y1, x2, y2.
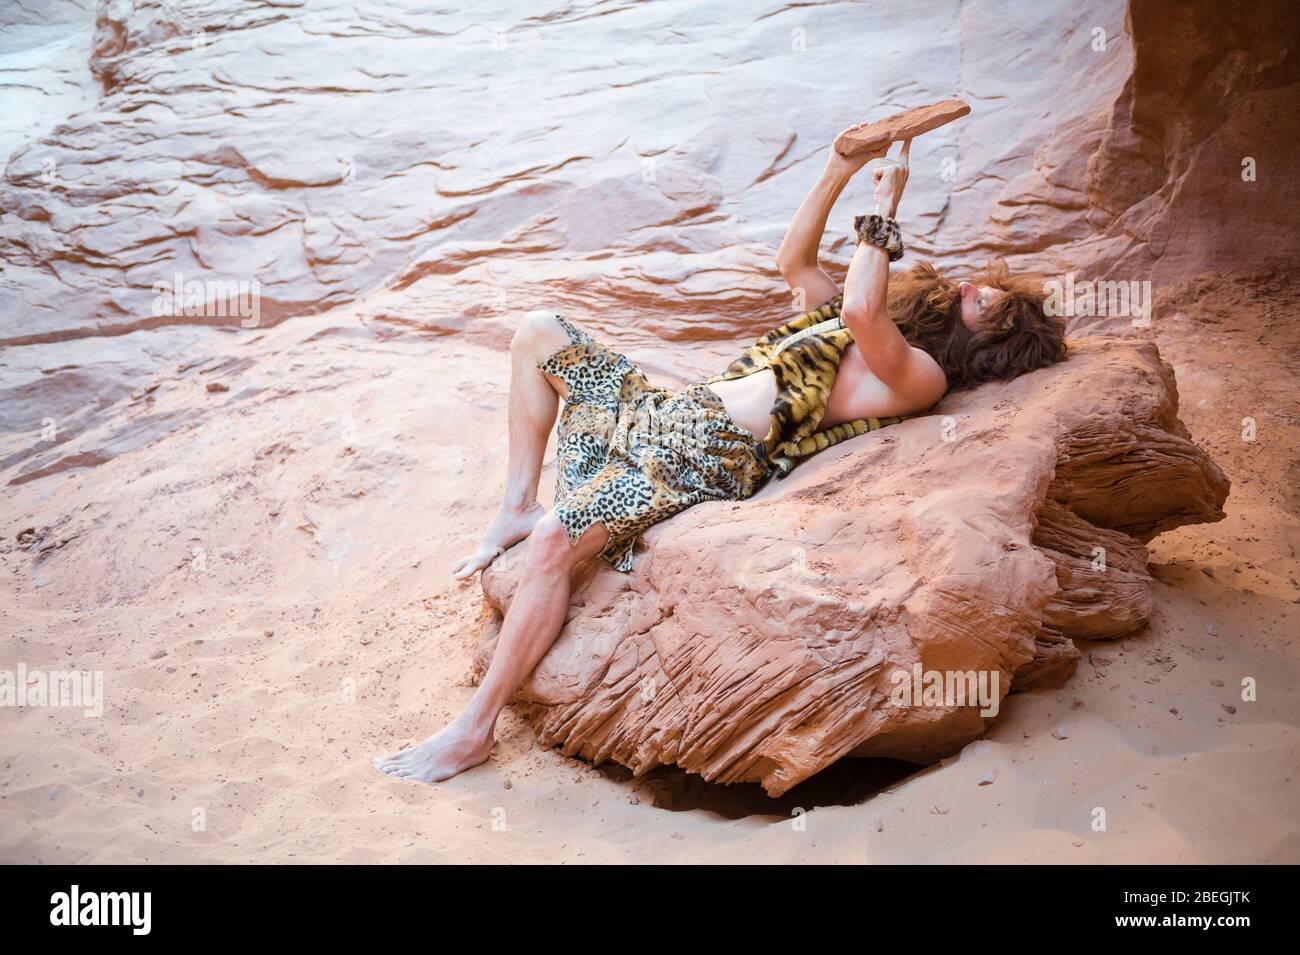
(705, 293, 909, 478)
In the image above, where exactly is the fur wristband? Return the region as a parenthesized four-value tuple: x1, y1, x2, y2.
(852, 214, 904, 262)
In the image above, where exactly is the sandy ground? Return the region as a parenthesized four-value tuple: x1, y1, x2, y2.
(1, 270, 1297, 864)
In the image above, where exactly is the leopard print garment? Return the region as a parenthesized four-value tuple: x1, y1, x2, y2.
(537, 314, 771, 573)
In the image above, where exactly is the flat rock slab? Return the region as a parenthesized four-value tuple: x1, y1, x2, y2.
(479, 338, 1227, 797)
(833, 98, 971, 156)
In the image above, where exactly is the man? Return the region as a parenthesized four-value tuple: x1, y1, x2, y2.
(374, 127, 1067, 784)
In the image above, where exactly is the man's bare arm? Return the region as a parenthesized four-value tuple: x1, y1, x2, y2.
(776, 168, 848, 308)
(839, 141, 946, 402)
(776, 125, 886, 311)
(840, 232, 915, 386)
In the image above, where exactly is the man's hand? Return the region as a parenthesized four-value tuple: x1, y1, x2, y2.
(825, 123, 889, 180)
(873, 138, 915, 220)
(870, 138, 911, 219)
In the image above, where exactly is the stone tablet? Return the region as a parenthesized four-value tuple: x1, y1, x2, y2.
(833, 98, 972, 156)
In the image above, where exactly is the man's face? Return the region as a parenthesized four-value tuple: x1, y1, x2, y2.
(958, 282, 1007, 332)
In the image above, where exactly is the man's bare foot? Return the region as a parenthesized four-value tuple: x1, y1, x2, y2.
(451, 500, 545, 580)
(372, 718, 495, 784)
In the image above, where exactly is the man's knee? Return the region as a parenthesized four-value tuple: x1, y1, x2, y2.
(511, 310, 567, 358)
(527, 513, 604, 569)
(526, 515, 578, 568)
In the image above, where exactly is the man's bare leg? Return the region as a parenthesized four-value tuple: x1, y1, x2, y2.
(375, 514, 611, 782)
(451, 310, 575, 581)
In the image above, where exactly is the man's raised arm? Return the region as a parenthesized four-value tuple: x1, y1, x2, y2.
(839, 139, 945, 403)
(775, 124, 886, 311)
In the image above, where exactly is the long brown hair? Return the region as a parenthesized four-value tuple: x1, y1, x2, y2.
(887, 259, 1067, 390)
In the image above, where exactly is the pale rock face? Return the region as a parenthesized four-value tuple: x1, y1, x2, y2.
(3, 0, 1293, 350)
(0, 0, 97, 162)
(1, 0, 1139, 350)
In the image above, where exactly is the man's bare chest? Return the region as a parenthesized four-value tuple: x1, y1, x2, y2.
(821, 343, 902, 426)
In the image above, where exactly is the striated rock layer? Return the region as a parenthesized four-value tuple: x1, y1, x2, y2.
(0, 0, 1136, 348)
(479, 339, 1228, 795)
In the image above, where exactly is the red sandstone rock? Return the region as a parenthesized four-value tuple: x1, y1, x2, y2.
(478, 338, 1228, 795)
